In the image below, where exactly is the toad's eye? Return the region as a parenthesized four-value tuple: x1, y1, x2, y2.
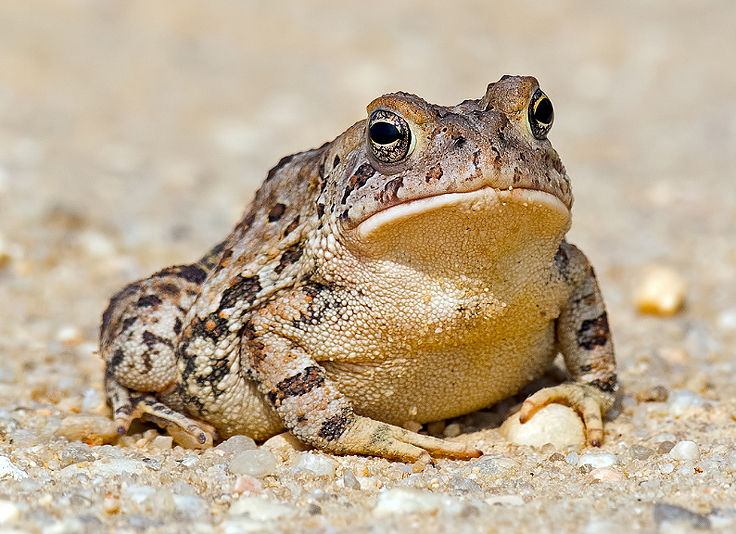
(528, 89, 554, 140)
(368, 110, 414, 163)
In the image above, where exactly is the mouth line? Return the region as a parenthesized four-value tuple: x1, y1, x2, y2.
(353, 186, 570, 240)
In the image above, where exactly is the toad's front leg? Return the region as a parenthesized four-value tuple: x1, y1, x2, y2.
(243, 294, 481, 465)
(519, 242, 617, 446)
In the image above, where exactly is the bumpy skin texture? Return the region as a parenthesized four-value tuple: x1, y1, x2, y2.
(100, 75, 617, 463)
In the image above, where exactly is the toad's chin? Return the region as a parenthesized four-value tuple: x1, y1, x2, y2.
(346, 187, 571, 278)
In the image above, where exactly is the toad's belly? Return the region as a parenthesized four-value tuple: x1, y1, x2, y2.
(322, 320, 558, 425)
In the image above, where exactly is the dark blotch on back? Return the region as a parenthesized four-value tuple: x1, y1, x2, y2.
(218, 275, 262, 312)
(274, 243, 304, 275)
(577, 312, 610, 350)
(136, 295, 162, 308)
(266, 154, 295, 182)
(268, 203, 287, 222)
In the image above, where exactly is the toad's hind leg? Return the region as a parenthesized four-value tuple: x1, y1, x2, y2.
(100, 251, 221, 440)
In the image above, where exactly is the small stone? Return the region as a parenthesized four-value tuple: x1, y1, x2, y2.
(658, 441, 676, 454)
(634, 386, 669, 403)
(295, 453, 337, 477)
(151, 436, 173, 450)
(443, 423, 462, 438)
(472, 456, 520, 476)
(229, 496, 296, 520)
(589, 468, 625, 482)
(629, 444, 655, 460)
(448, 476, 482, 493)
(484, 495, 525, 506)
(634, 265, 687, 316)
(215, 435, 257, 454)
(669, 441, 700, 461)
(578, 453, 619, 469)
(60, 442, 95, 467)
(374, 488, 459, 516)
(403, 421, 422, 433)
(56, 415, 118, 445)
(0, 456, 27, 480)
(565, 452, 579, 465)
(102, 494, 120, 514)
(342, 469, 361, 490)
(233, 475, 263, 495)
(653, 503, 711, 529)
(85, 458, 148, 477)
(143, 488, 176, 515)
(228, 449, 277, 478)
(501, 404, 585, 450)
(0, 500, 20, 524)
(262, 432, 310, 461)
(426, 420, 446, 436)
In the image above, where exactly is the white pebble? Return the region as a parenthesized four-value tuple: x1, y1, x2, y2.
(228, 449, 277, 478)
(374, 488, 460, 516)
(216, 435, 257, 454)
(669, 441, 700, 461)
(0, 457, 27, 481)
(472, 456, 520, 476)
(500, 404, 585, 450)
(589, 468, 625, 482)
(229, 496, 296, 521)
(634, 265, 687, 316)
(578, 453, 620, 469)
(151, 436, 173, 450)
(295, 453, 336, 477)
(0, 500, 20, 523)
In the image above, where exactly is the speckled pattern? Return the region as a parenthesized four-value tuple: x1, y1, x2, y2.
(1, 1, 736, 533)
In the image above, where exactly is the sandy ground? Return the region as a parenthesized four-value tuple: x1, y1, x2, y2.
(0, 1, 735, 533)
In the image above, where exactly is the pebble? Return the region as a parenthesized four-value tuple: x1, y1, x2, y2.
(215, 435, 257, 454)
(228, 449, 277, 478)
(374, 488, 460, 516)
(262, 432, 310, 461)
(500, 404, 585, 450)
(634, 385, 669, 403)
(151, 436, 173, 450)
(634, 265, 687, 316)
(578, 453, 619, 469)
(60, 442, 95, 467)
(669, 390, 713, 416)
(589, 468, 625, 482)
(0, 500, 20, 524)
(669, 441, 700, 461)
(233, 475, 263, 495)
(55, 415, 118, 445)
(85, 458, 148, 478)
(342, 469, 361, 490)
(472, 456, 521, 476)
(484, 495, 525, 506)
(142, 488, 177, 515)
(629, 444, 655, 460)
(652, 503, 711, 529)
(0, 457, 27, 481)
(295, 453, 337, 477)
(229, 496, 296, 521)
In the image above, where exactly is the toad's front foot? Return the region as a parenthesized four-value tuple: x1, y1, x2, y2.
(324, 415, 482, 468)
(518, 383, 616, 447)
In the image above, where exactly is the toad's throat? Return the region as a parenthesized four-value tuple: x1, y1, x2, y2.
(348, 187, 571, 278)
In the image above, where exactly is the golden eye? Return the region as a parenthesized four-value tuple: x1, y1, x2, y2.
(368, 110, 414, 163)
(528, 89, 554, 140)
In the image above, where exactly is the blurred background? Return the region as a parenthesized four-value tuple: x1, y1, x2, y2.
(0, 0, 734, 398)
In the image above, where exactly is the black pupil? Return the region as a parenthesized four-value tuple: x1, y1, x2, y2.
(534, 97, 553, 125)
(370, 121, 402, 145)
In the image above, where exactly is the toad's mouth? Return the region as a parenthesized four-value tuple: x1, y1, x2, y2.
(346, 187, 571, 275)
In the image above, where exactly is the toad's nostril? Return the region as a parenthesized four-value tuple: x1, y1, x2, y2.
(453, 136, 466, 149)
